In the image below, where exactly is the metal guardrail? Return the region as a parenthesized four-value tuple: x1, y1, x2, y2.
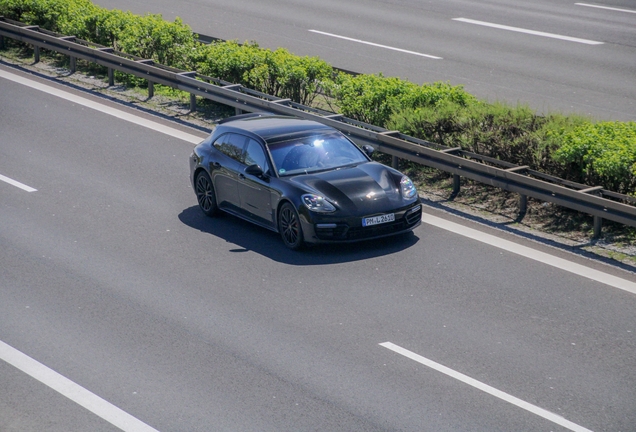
(1, 17, 635, 235)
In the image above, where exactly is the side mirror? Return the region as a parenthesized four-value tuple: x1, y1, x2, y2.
(362, 145, 375, 157)
(245, 164, 266, 178)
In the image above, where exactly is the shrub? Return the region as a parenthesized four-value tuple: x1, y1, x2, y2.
(401, 81, 476, 109)
(461, 103, 557, 167)
(326, 73, 413, 127)
(246, 48, 332, 105)
(115, 14, 197, 69)
(387, 101, 590, 173)
(0, 0, 98, 36)
(82, 8, 138, 48)
(552, 122, 636, 194)
(327, 73, 475, 128)
(192, 42, 332, 105)
(192, 40, 266, 87)
(0, 0, 68, 31)
(0, 0, 197, 69)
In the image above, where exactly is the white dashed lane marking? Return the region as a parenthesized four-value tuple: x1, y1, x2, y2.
(381, 342, 593, 432)
(453, 18, 604, 45)
(0, 340, 160, 432)
(0, 173, 37, 192)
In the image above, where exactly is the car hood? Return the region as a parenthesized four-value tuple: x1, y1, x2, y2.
(289, 162, 407, 214)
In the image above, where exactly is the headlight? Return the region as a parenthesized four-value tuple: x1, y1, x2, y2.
(400, 176, 417, 199)
(302, 194, 336, 212)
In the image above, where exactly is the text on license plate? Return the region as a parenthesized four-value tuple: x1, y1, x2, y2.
(362, 213, 395, 227)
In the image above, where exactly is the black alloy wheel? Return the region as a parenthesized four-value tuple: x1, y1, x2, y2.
(195, 171, 218, 216)
(278, 202, 304, 250)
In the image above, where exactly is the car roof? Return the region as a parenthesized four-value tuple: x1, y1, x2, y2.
(217, 115, 335, 143)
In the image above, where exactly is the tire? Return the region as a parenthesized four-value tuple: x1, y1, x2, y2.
(195, 171, 218, 217)
(278, 202, 304, 250)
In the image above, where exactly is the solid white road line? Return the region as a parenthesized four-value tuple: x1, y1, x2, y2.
(452, 18, 604, 45)
(576, 3, 636, 14)
(0, 340, 159, 432)
(380, 342, 593, 432)
(0, 173, 37, 192)
(422, 213, 636, 295)
(308, 30, 443, 59)
(0, 69, 204, 144)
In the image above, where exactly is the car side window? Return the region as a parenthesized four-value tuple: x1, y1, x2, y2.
(213, 133, 246, 162)
(244, 139, 270, 174)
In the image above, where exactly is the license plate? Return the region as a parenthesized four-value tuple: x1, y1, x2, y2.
(362, 213, 395, 227)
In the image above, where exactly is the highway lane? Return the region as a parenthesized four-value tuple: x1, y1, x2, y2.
(2, 67, 636, 431)
(93, 0, 636, 121)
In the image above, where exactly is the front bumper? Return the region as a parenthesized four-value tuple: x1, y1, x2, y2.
(300, 202, 422, 244)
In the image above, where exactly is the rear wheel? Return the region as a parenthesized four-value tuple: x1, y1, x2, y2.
(195, 171, 218, 216)
(278, 202, 304, 250)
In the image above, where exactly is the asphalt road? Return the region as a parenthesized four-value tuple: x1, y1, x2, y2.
(2, 65, 636, 431)
(92, 0, 636, 121)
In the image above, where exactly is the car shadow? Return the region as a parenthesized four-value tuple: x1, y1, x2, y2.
(178, 206, 419, 265)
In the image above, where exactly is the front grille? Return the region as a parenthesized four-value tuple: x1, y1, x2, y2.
(346, 219, 408, 240)
(405, 205, 422, 225)
(314, 205, 421, 241)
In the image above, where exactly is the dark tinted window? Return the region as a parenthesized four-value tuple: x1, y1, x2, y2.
(244, 139, 270, 173)
(268, 132, 367, 176)
(213, 133, 246, 161)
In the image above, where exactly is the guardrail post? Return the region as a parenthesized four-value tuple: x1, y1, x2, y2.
(0, 35, 5, 50)
(377, 131, 401, 169)
(176, 72, 199, 112)
(235, 107, 243, 115)
(34, 46, 40, 63)
(392, 156, 399, 169)
(519, 194, 527, 217)
(59, 36, 77, 72)
(593, 216, 602, 239)
(95, 48, 115, 85)
(133, 59, 155, 97)
(578, 186, 604, 238)
(452, 174, 461, 197)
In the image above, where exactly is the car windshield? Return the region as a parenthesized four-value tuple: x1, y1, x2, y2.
(268, 131, 368, 176)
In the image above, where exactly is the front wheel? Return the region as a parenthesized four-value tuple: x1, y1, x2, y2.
(278, 202, 304, 250)
(195, 171, 218, 217)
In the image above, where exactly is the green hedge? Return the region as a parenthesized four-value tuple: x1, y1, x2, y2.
(388, 102, 582, 170)
(2, 0, 635, 196)
(191, 41, 333, 106)
(0, 0, 98, 35)
(0, 0, 331, 103)
(0, 0, 198, 68)
(326, 73, 476, 128)
(552, 122, 636, 194)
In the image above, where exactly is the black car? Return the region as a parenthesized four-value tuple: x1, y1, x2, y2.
(189, 114, 422, 250)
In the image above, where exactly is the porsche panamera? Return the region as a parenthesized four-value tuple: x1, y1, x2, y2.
(189, 114, 422, 250)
